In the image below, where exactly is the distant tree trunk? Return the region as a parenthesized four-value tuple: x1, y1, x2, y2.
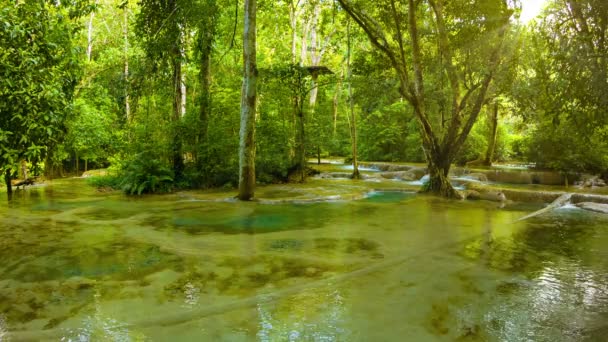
(4, 169, 12, 195)
(180, 26, 187, 117)
(295, 96, 306, 182)
(347, 20, 359, 179)
(316, 146, 321, 164)
(172, 54, 184, 178)
(238, 0, 257, 200)
(308, 4, 320, 109)
(21, 159, 27, 180)
(300, 20, 309, 66)
(198, 31, 213, 147)
(84, 159, 88, 172)
(75, 153, 79, 175)
(484, 102, 499, 166)
(123, 4, 130, 121)
(289, 0, 299, 64)
(86, 5, 95, 61)
(181, 69, 187, 117)
(332, 74, 342, 138)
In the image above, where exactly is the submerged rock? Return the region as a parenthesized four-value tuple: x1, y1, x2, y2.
(576, 202, 608, 214)
(467, 190, 506, 202)
(317, 172, 352, 179)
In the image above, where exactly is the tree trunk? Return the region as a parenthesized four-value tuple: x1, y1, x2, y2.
(180, 26, 187, 117)
(296, 99, 306, 182)
(483, 102, 499, 166)
(21, 159, 27, 180)
(86, 5, 95, 61)
(289, 0, 299, 64)
(172, 54, 184, 179)
(308, 4, 320, 109)
(198, 32, 212, 147)
(300, 20, 309, 66)
(124, 4, 130, 121)
(347, 20, 359, 179)
(4, 169, 12, 195)
(75, 153, 79, 175)
(332, 76, 341, 137)
(317, 146, 321, 165)
(181, 67, 187, 117)
(238, 0, 257, 200)
(426, 157, 460, 198)
(84, 159, 88, 172)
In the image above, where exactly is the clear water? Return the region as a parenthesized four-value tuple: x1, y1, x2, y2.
(1, 179, 607, 341)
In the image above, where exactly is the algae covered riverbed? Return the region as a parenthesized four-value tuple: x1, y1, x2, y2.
(1, 177, 608, 341)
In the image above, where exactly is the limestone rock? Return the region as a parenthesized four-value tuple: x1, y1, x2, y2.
(408, 167, 428, 180)
(464, 190, 481, 200)
(576, 202, 608, 214)
(379, 171, 417, 181)
(465, 173, 488, 182)
(578, 175, 607, 188)
(479, 190, 506, 202)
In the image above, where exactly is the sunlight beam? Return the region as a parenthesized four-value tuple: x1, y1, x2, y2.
(520, 0, 547, 23)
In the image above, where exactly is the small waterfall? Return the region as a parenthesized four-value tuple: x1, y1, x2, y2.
(406, 174, 429, 186)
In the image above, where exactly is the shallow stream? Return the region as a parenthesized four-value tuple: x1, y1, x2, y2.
(1, 178, 607, 341)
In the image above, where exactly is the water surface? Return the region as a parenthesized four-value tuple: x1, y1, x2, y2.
(1, 180, 607, 341)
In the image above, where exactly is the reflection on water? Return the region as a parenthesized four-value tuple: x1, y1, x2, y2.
(1, 179, 607, 341)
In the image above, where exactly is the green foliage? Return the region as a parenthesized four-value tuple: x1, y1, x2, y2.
(510, 1, 608, 174)
(455, 127, 487, 165)
(119, 152, 174, 195)
(525, 121, 608, 174)
(0, 1, 89, 175)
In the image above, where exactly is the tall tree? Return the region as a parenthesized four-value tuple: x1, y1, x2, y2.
(338, 0, 512, 197)
(346, 19, 360, 178)
(483, 102, 499, 166)
(238, 0, 257, 200)
(136, 0, 187, 178)
(195, 0, 219, 151)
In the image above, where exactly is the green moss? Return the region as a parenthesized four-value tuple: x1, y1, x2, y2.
(164, 270, 218, 299)
(267, 239, 305, 251)
(314, 238, 339, 250)
(428, 303, 451, 335)
(344, 238, 380, 253)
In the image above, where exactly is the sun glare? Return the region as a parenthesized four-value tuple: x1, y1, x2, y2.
(520, 0, 547, 23)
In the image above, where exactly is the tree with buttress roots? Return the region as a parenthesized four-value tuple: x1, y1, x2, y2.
(337, 0, 513, 197)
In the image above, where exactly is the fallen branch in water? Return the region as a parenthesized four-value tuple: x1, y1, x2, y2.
(515, 193, 573, 222)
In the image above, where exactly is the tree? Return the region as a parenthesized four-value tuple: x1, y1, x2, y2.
(136, 0, 189, 178)
(195, 0, 219, 154)
(346, 19, 360, 178)
(511, 0, 608, 176)
(0, 1, 88, 196)
(238, 0, 257, 200)
(337, 0, 513, 197)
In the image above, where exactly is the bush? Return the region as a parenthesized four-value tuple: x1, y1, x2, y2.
(86, 175, 121, 189)
(119, 152, 174, 195)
